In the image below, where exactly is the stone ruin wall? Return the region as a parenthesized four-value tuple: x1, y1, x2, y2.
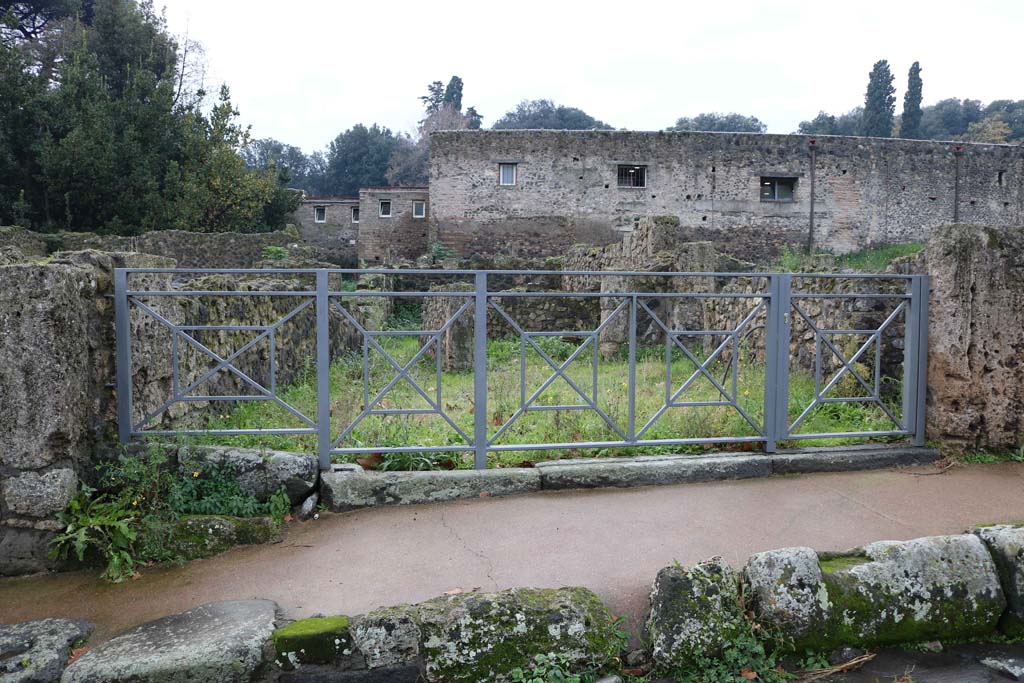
(0, 248, 389, 575)
(430, 130, 1023, 262)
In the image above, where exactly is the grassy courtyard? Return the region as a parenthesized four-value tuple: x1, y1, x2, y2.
(198, 330, 904, 469)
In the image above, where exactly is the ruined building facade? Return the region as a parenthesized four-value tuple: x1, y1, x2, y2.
(296, 130, 1023, 264)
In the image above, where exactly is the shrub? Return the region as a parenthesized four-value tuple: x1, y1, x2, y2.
(49, 485, 138, 583)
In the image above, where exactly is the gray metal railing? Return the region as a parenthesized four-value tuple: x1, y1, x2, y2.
(114, 268, 929, 470)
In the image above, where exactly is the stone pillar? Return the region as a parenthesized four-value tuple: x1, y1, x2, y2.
(925, 224, 1024, 451)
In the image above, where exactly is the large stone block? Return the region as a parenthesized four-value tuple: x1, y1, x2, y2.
(744, 535, 1006, 651)
(351, 606, 422, 670)
(1, 469, 77, 519)
(320, 467, 541, 512)
(742, 547, 829, 646)
(415, 587, 619, 683)
(537, 453, 770, 490)
(166, 515, 280, 560)
(646, 557, 747, 669)
(60, 600, 278, 683)
(0, 528, 57, 576)
(179, 446, 318, 505)
(972, 524, 1024, 637)
(925, 224, 1024, 450)
(0, 618, 92, 683)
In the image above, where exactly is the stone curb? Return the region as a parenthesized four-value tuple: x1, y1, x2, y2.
(320, 446, 941, 512)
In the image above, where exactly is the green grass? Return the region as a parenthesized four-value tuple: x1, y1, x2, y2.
(956, 447, 1024, 465)
(769, 242, 925, 273)
(194, 334, 906, 469)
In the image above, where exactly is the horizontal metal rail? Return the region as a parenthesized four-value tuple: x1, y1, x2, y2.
(114, 268, 929, 470)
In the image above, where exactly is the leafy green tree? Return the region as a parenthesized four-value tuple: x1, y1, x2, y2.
(982, 100, 1024, 141)
(667, 112, 766, 133)
(960, 114, 1012, 144)
(323, 124, 398, 196)
(492, 99, 613, 130)
(465, 105, 482, 130)
(919, 98, 984, 140)
(796, 108, 863, 136)
(861, 59, 896, 137)
(900, 61, 923, 139)
(420, 80, 445, 115)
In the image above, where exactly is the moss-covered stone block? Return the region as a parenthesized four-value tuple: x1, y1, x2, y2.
(742, 547, 830, 648)
(167, 515, 279, 560)
(414, 586, 618, 683)
(746, 536, 1007, 653)
(272, 616, 352, 669)
(971, 524, 1024, 637)
(646, 557, 746, 669)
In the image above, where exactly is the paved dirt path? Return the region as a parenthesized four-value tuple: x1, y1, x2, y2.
(3, 462, 1023, 643)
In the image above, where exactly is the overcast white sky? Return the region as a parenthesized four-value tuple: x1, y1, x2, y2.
(159, 0, 1022, 153)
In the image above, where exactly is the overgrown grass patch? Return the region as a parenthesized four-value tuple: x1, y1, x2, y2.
(195, 335, 905, 469)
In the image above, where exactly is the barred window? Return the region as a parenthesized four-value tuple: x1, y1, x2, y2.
(760, 177, 796, 202)
(617, 165, 646, 188)
(412, 200, 426, 218)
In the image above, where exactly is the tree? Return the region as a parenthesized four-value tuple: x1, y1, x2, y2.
(442, 76, 463, 112)
(982, 100, 1024, 141)
(900, 61, 923, 139)
(796, 108, 863, 136)
(492, 99, 613, 130)
(0, 0, 83, 43)
(667, 112, 766, 133)
(861, 60, 896, 137)
(419, 80, 445, 116)
(960, 114, 1012, 144)
(243, 138, 316, 189)
(322, 124, 398, 196)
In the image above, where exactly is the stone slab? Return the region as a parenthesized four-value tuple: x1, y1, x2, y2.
(320, 468, 541, 512)
(60, 600, 278, 683)
(538, 454, 771, 490)
(0, 618, 92, 683)
(771, 446, 941, 474)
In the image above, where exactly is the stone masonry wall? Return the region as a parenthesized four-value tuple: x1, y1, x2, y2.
(292, 198, 360, 266)
(430, 130, 1023, 261)
(0, 250, 389, 575)
(58, 229, 302, 269)
(357, 188, 430, 265)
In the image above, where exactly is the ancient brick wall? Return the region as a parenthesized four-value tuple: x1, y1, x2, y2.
(429, 130, 1023, 261)
(356, 188, 430, 264)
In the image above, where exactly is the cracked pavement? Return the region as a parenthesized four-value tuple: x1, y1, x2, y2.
(3, 462, 1024, 645)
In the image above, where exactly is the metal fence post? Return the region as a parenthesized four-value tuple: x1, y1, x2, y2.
(114, 268, 133, 444)
(763, 274, 792, 452)
(316, 270, 332, 471)
(903, 275, 930, 447)
(473, 272, 489, 469)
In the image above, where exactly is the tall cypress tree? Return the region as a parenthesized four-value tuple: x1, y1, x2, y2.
(901, 62, 923, 139)
(861, 60, 896, 137)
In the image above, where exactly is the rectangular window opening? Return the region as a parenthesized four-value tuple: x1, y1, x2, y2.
(412, 200, 426, 218)
(314, 206, 326, 223)
(378, 200, 392, 218)
(998, 170, 1006, 187)
(351, 207, 360, 223)
(760, 177, 797, 202)
(499, 163, 517, 186)
(617, 165, 647, 188)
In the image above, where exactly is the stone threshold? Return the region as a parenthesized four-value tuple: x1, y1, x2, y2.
(320, 444, 941, 512)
